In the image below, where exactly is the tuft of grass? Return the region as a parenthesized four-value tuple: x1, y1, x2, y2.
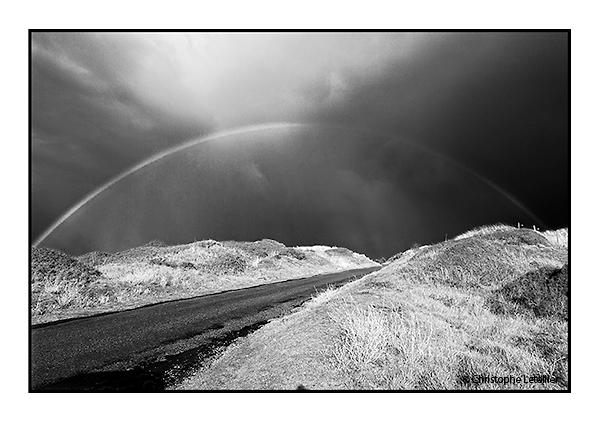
(540, 229, 568, 248)
(307, 284, 343, 307)
(31, 268, 115, 317)
(327, 298, 450, 389)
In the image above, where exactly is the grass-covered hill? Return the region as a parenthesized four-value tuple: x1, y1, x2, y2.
(31, 239, 378, 325)
(175, 224, 568, 390)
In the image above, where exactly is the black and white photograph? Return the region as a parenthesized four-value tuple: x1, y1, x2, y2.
(29, 31, 569, 392)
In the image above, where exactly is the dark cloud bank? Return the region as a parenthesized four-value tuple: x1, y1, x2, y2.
(31, 32, 569, 259)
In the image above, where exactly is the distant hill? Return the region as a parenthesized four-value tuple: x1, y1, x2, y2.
(30, 239, 378, 324)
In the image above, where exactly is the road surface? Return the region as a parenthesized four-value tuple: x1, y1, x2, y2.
(31, 266, 379, 391)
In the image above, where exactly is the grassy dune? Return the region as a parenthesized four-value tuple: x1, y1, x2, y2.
(30, 239, 377, 325)
(175, 224, 568, 390)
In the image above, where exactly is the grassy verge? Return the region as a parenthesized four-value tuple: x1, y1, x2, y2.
(31, 239, 378, 325)
(174, 225, 568, 390)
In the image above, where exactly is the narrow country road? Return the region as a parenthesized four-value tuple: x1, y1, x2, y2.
(31, 266, 379, 391)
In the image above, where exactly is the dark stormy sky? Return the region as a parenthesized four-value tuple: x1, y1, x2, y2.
(31, 32, 569, 259)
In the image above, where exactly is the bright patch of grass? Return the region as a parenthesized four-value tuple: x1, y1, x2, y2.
(321, 226, 568, 389)
(453, 223, 515, 240)
(31, 240, 377, 324)
(177, 224, 568, 390)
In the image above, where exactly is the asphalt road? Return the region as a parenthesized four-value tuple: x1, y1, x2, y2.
(31, 266, 379, 391)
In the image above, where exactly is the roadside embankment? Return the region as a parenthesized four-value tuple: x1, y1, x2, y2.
(174, 225, 568, 390)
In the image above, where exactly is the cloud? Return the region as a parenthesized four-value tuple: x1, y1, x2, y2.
(30, 33, 217, 239)
(30, 32, 435, 239)
(37, 124, 544, 259)
(31, 32, 569, 253)
(303, 32, 569, 228)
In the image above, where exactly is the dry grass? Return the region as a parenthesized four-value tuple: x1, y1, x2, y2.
(175, 225, 568, 390)
(453, 223, 516, 240)
(327, 298, 446, 389)
(322, 226, 569, 390)
(31, 240, 378, 324)
(324, 282, 567, 389)
(541, 228, 569, 248)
